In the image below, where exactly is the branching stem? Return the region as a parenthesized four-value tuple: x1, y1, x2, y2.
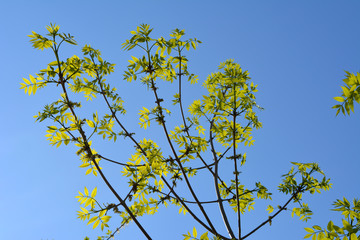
(53, 47, 152, 240)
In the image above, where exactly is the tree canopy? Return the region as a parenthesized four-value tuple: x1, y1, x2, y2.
(20, 23, 358, 240)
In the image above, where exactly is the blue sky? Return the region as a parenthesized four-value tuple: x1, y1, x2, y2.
(1, 1, 359, 239)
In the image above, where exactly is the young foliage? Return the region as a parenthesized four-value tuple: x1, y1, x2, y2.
(333, 71, 360, 116)
(304, 198, 360, 240)
(310, 74, 360, 240)
(23, 24, 332, 240)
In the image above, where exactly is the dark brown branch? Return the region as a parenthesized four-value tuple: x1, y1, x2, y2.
(94, 68, 212, 234)
(174, 47, 236, 238)
(98, 154, 144, 167)
(146, 40, 217, 232)
(210, 119, 236, 239)
(150, 78, 217, 232)
(161, 175, 231, 240)
(242, 187, 303, 240)
(52, 48, 152, 240)
(93, 60, 222, 238)
(232, 84, 242, 240)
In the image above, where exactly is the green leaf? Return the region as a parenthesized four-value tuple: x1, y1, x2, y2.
(88, 216, 98, 225)
(313, 225, 322, 230)
(86, 120, 95, 128)
(350, 233, 357, 240)
(183, 233, 191, 240)
(193, 227, 197, 238)
(200, 232, 209, 240)
(191, 41, 196, 49)
(305, 228, 315, 233)
(304, 233, 313, 239)
(345, 102, 351, 115)
(334, 97, 345, 102)
(85, 168, 92, 175)
(84, 187, 89, 196)
(350, 84, 357, 92)
(327, 221, 334, 231)
(29, 74, 36, 84)
(267, 205, 274, 214)
(342, 219, 352, 231)
(101, 216, 111, 223)
(93, 219, 100, 229)
(91, 187, 97, 198)
(48, 60, 58, 66)
(341, 86, 351, 97)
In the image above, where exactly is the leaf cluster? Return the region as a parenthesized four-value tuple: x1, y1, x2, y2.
(22, 24, 332, 240)
(304, 198, 360, 240)
(333, 71, 360, 115)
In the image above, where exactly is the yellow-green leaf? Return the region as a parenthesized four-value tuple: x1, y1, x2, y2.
(91, 187, 97, 198)
(101, 216, 111, 223)
(350, 233, 357, 240)
(342, 86, 351, 97)
(192, 227, 197, 238)
(266, 205, 274, 214)
(304, 233, 313, 239)
(93, 219, 100, 229)
(334, 97, 345, 102)
(88, 216, 97, 225)
(29, 74, 36, 84)
(86, 120, 95, 128)
(200, 232, 209, 240)
(23, 78, 30, 85)
(85, 168, 92, 175)
(84, 187, 89, 196)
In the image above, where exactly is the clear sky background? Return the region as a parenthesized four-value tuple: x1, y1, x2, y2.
(1, 1, 359, 240)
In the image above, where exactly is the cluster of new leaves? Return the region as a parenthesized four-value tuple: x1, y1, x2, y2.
(21, 24, 119, 237)
(333, 71, 360, 115)
(76, 187, 112, 231)
(276, 162, 331, 222)
(23, 24, 331, 240)
(304, 198, 360, 240)
(304, 75, 360, 240)
(183, 227, 212, 240)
